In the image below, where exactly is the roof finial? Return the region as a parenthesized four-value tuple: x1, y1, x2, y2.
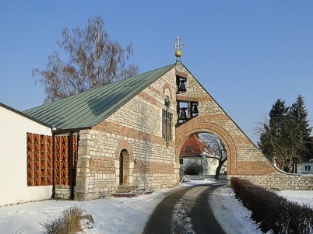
(174, 35, 183, 61)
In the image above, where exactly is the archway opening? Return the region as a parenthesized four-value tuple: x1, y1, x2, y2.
(179, 132, 227, 180)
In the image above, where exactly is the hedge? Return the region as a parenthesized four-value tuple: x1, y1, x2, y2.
(231, 177, 313, 233)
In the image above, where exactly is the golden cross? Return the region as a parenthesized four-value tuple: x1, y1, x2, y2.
(174, 35, 183, 51)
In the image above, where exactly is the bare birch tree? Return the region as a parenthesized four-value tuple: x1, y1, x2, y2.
(33, 16, 138, 103)
(200, 133, 227, 179)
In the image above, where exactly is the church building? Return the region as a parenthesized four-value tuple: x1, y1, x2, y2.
(1, 37, 312, 205)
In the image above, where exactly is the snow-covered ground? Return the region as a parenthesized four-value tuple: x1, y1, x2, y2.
(0, 179, 312, 234)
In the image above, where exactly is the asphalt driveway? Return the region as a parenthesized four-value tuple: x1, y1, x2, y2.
(143, 182, 226, 234)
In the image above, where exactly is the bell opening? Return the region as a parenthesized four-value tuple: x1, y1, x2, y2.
(178, 80, 186, 92)
(177, 76, 187, 93)
(179, 108, 188, 121)
(192, 103, 199, 116)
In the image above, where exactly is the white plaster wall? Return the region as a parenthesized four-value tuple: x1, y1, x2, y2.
(0, 106, 52, 206)
(206, 158, 227, 175)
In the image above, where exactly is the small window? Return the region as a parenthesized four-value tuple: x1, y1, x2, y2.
(185, 146, 192, 152)
(305, 165, 311, 172)
(162, 109, 173, 142)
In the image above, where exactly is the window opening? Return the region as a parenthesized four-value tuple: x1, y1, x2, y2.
(305, 165, 311, 172)
(176, 76, 187, 93)
(185, 146, 192, 152)
(177, 101, 199, 124)
(162, 109, 173, 142)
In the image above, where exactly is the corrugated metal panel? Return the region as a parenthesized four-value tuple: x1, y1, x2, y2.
(24, 64, 175, 130)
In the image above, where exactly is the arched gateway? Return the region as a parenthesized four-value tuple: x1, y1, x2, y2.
(176, 117, 237, 176)
(174, 61, 313, 190)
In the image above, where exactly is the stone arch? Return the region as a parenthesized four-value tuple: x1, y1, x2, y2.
(115, 140, 134, 161)
(115, 140, 134, 185)
(163, 83, 173, 99)
(176, 116, 237, 175)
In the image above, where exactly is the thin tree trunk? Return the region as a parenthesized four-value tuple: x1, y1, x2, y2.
(215, 158, 227, 180)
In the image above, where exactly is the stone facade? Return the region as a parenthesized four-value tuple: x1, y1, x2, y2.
(74, 62, 313, 200)
(239, 174, 313, 190)
(75, 68, 179, 200)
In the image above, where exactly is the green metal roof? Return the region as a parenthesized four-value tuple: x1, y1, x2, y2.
(24, 64, 176, 130)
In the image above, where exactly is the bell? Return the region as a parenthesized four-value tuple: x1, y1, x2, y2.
(192, 103, 199, 115)
(179, 108, 188, 121)
(178, 80, 186, 92)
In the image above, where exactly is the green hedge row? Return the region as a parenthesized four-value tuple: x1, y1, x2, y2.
(231, 177, 313, 234)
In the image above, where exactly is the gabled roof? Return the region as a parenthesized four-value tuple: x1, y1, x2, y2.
(180, 134, 211, 157)
(24, 64, 176, 130)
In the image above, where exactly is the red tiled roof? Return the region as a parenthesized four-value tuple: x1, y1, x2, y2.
(180, 134, 213, 157)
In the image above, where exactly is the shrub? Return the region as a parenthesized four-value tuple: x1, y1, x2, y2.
(41, 207, 84, 234)
(184, 161, 202, 175)
(231, 177, 313, 233)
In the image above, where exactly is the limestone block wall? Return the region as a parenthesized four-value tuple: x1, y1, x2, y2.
(75, 68, 180, 200)
(239, 174, 313, 190)
(75, 129, 120, 200)
(175, 63, 313, 190)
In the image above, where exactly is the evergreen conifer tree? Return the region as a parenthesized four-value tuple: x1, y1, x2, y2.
(289, 95, 312, 160)
(259, 99, 289, 166)
(258, 97, 312, 172)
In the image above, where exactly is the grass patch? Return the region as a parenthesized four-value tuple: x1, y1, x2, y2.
(41, 207, 85, 234)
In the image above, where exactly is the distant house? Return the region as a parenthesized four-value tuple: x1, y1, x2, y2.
(298, 161, 313, 174)
(297, 137, 313, 174)
(179, 134, 226, 176)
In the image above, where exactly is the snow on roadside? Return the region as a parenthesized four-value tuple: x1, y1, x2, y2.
(0, 188, 174, 234)
(211, 184, 313, 234)
(84, 188, 174, 234)
(276, 190, 313, 208)
(179, 179, 264, 234)
(211, 186, 264, 234)
(1, 179, 313, 234)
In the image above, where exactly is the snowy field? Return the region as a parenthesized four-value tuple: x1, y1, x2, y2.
(0, 179, 312, 233)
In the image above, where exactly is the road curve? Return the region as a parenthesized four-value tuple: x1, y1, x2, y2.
(143, 183, 226, 234)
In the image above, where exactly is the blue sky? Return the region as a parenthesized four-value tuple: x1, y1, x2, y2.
(1, 1, 313, 143)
